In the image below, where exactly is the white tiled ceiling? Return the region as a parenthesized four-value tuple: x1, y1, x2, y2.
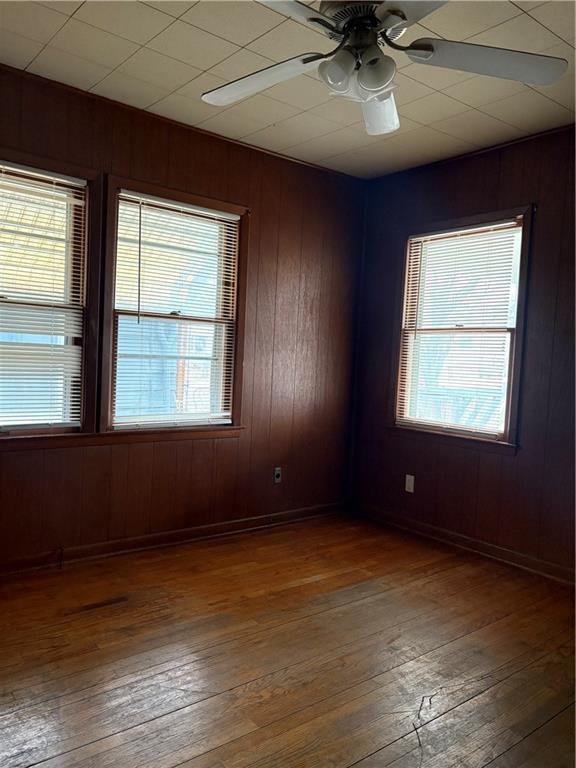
(1, 0, 574, 178)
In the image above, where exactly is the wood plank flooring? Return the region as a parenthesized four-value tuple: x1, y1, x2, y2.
(0, 517, 573, 768)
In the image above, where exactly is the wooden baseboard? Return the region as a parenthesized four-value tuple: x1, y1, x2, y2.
(1, 504, 342, 575)
(360, 505, 575, 585)
(7, 503, 572, 584)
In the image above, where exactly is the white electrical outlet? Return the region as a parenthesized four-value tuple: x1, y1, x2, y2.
(405, 474, 415, 493)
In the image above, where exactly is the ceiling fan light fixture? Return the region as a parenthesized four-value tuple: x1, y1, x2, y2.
(318, 48, 356, 90)
(361, 91, 400, 135)
(357, 48, 396, 91)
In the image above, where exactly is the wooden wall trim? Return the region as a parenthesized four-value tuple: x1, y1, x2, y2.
(0, 426, 244, 452)
(361, 505, 575, 585)
(1, 504, 343, 575)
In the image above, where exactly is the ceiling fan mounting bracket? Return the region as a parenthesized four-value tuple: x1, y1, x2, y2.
(307, 16, 341, 35)
(381, 29, 433, 58)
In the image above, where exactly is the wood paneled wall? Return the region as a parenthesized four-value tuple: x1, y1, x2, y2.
(0, 66, 363, 570)
(355, 127, 575, 581)
(1, 64, 573, 581)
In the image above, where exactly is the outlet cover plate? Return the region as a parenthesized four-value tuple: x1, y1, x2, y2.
(405, 474, 415, 493)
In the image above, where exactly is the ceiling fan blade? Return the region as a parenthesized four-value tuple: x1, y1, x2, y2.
(258, 0, 338, 35)
(407, 38, 568, 85)
(202, 54, 325, 106)
(376, 1, 446, 27)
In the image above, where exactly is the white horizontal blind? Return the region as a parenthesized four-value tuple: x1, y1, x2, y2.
(112, 191, 240, 429)
(0, 163, 86, 430)
(396, 219, 523, 441)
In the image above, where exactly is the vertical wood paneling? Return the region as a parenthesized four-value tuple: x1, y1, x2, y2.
(310, 174, 334, 507)
(80, 446, 111, 546)
(166, 124, 192, 193)
(247, 154, 281, 517)
(291, 168, 324, 512)
(233, 152, 262, 523)
(323, 177, 360, 503)
(175, 439, 215, 528)
(268, 162, 304, 515)
(108, 444, 130, 542)
(0, 68, 21, 148)
(538, 149, 575, 568)
(436, 446, 479, 538)
(91, 99, 115, 173)
(130, 443, 154, 536)
(225, 143, 252, 205)
(496, 135, 564, 557)
(129, 111, 170, 188)
(212, 438, 239, 524)
(43, 447, 83, 551)
(110, 108, 132, 178)
(20, 77, 69, 160)
(356, 127, 575, 575)
(0, 66, 359, 570)
(186, 129, 229, 201)
(474, 452, 502, 546)
(150, 442, 179, 533)
(0, 450, 44, 559)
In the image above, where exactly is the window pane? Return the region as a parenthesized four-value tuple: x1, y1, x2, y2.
(0, 342, 82, 426)
(112, 191, 239, 430)
(397, 219, 523, 441)
(417, 227, 522, 329)
(402, 331, 511, 436)
(113, 315, 232, 427)
(115, 201, 232, 319)
(0, 166, 85, 429)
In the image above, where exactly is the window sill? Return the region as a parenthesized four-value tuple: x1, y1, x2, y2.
(0, 425, 245, 452)
(388, 425, 518, 456)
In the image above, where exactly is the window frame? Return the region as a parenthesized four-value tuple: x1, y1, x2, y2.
(100, 176, 249, 437)
(390, 206, 533, 452)
(0, 155, 102, 439)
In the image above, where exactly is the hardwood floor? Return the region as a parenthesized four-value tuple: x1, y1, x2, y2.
(1, 517, 573, 768)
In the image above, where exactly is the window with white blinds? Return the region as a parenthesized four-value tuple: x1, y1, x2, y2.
(0, 163, 86, 431)
(112, 190, 239, 429)
(396, 217, 524, 442)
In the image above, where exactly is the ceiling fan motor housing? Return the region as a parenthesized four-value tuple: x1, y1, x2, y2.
(319, 1, 407, 39)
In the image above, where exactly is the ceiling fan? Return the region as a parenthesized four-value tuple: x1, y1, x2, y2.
(201, 1, 568, 136)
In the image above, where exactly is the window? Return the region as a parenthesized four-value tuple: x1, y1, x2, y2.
(0, 163, 86, 431)
(111, 190, 239, 429)
(395, 216, 525, 443)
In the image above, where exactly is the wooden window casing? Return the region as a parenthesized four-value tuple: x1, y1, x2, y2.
(393, 208, 532, 447)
